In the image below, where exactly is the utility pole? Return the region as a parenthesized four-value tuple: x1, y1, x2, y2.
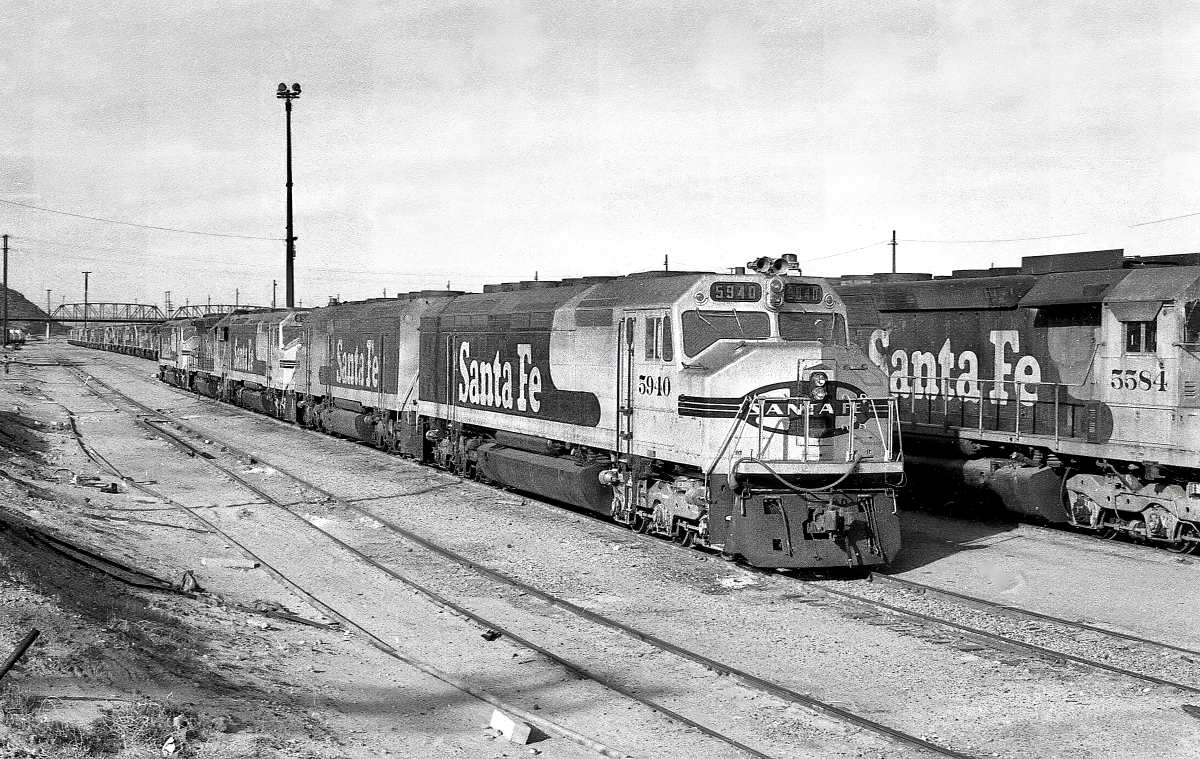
(664, 254, 669, 272)
(272, 280, 277, 310)
(890, 230, 897, 274)
(2, 234, 8, 346)
(164, 291, 172, 317)
(235, 288, 239, 309)
(45, 290, 51, 340)
(82, 271, 91, 334)
(276, 82, 302, 308)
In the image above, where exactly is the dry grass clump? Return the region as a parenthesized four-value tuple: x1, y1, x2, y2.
(0, 687, 200, 758)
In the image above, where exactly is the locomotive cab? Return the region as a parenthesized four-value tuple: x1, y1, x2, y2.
(599, 258, 903, 568)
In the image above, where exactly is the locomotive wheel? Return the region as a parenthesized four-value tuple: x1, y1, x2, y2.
(1166, 525, 1200, 554)
(679, 529, 695, 548)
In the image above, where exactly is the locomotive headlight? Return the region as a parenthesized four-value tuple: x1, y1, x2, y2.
(810, 386, 827, 401)
(811, 372, 828, 388)
(768, 277, 784, 293)
(767, 292, 784, 310)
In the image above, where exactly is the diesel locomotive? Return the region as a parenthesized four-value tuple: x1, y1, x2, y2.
(833, 248, 1200, 553)
(69, 323, 159, 359)
(141, 259, 903, 569)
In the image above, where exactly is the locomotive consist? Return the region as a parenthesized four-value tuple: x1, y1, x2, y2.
(69, 323, 159, 359)
(146, 260, 903, 569)
(833, 248, 1200, 553)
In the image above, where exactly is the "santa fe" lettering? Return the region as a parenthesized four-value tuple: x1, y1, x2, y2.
(458, 341, 541, 413)
(869, 329, 1041, 406)
(232, 338, 255, 372)
(335, 339, 380, 389)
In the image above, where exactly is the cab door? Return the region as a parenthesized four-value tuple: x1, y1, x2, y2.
(634, 311, 675, 456)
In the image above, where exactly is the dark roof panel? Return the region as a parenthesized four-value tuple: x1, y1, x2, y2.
(1018, 269, 1128, 307)
(1105, 265, 1200, 302)
(1021, 249, 1124, 275)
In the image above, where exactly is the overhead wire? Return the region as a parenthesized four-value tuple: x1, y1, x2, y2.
(900, 231, 1086, 243)
(9, 239, 536, 285)
(0, 198, 280, 241)
(1129, 210, 1200, 227)
(800, 240, 890, 263)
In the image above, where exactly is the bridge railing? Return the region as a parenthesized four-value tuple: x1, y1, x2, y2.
(52, 303, 166, 323)
(50, 303, 270, 322)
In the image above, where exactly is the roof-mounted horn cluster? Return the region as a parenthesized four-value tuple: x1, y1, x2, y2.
(747, 254, 801, 276)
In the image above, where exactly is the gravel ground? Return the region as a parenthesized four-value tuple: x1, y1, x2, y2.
(889, 512, 1200, 652)
(68, 345, 1200, 759)
(0, 344, 605, 759)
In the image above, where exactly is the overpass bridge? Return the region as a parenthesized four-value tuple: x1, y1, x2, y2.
(45, 303, 269, 324)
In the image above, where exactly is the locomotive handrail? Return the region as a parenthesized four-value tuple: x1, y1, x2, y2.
(703, 397, 753, 497)
(887, 372, 1181, 445)
(855, 396, 898, 462)
(728, 453, 864, 494)
(705, 393, 898, 500)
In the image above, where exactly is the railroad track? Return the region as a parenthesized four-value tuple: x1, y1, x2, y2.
(53, 348, 1200, 758)
(54, 356, 965, 759)
(790, 572, 1200, 694)
(108, 356, 1200, 698)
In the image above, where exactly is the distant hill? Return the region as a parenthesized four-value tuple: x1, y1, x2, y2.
(1, 287, 65, 336)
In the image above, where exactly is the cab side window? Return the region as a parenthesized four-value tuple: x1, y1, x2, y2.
(1185, 302, 1200, 344)
(1124, 320, 1157, 353)
(643, 316, 674, 362)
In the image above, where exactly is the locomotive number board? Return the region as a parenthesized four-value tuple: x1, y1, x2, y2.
(710, 282, 762, 302)
(784, 283, 823, 303)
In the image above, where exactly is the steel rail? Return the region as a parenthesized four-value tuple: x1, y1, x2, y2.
(868, 572, 1200, 659)
(793, 577, 1200, 695)
(69, 361, 978, 759)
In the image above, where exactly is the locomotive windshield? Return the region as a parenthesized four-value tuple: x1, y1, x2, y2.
(680, 310, 770, 356)
(778, 312, 848, 345)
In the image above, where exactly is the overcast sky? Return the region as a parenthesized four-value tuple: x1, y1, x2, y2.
(5, 1, 1200, 309)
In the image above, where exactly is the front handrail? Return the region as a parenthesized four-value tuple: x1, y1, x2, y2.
(704, 393, 898, 496)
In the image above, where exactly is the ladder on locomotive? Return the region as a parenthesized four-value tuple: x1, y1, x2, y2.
(614, 316, 637, 521)
(616, 316, 636, 456)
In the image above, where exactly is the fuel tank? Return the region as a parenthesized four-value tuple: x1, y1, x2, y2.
(193, 375, 219, 399)
(237, 388, 276, 416)
(475, 443, 612, 514)
(322, 407, 375, 442)
(906, 455, 1070, 522)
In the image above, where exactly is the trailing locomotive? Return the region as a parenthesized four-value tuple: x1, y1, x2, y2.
(69, 323, 159, 359)
(96, 261, 905, 570)
(833, 248, 1200, 553)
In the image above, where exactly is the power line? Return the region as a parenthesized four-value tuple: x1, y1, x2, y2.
(900, 232, 1086, 244)
(0, 198, 279, 241)
(1129, 210, 1200, 227)
(801, 240, 889, 263)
